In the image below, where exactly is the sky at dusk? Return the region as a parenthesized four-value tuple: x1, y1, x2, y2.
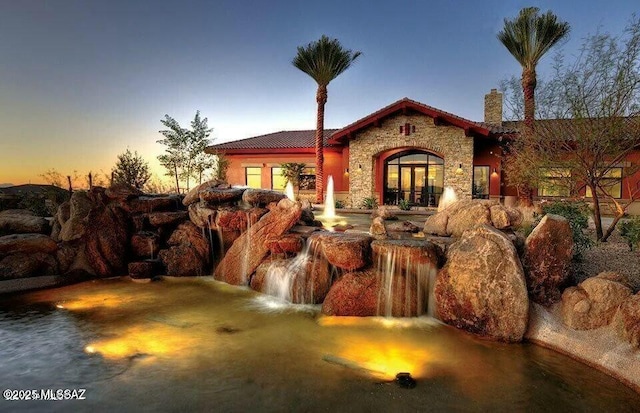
(0, 0, 638, 186)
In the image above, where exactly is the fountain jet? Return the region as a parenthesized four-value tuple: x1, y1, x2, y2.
(438, 187, 458, 211)
(285, 181, 296, 201)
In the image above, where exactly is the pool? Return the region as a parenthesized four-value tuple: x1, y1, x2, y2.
(1, 277, 638, 412)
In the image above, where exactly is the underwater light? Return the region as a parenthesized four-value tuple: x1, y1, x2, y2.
(55, 304, 65, 309)
(84, 345, 96, 354)
(395, 372, 416, 389)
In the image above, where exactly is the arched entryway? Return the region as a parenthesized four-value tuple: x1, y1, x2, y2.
(383, 150, 444, 206)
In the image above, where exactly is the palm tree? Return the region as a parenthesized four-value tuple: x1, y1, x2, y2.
(293, 35, 361, 203)
(498, 7, 570, 131)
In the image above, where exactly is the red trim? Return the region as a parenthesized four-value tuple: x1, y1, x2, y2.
(206, 147, 343, 155)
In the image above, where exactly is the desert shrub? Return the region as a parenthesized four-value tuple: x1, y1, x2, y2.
(619, 216, 640, 251)
(397, 198, 411, 211)
(334, 199, 345, 209)
(532, 201, 593, 259)
(360, 197, 378, 210)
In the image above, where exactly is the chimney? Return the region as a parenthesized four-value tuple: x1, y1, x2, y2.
(484, 89, 503, 126)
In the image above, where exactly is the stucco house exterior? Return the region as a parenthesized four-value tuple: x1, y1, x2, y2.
(207, 90, 640, 212)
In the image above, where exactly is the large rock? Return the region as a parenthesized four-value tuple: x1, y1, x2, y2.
(446, 201, 492, 237)
(242, 189, 287, 207)
(148, 211, 189, 227)
(250, 256, 331, 304)
(105, 184, 143, 200)
(199, 188, 245, 206)
(614, 293, 640, 348)
(182, 179, 226, 206)
(562, 273, 632, 330)
(0, 252, 58, 279)
(130, 231, 161, 259)
(490, 205, 523, 229)
(215, 207, 267, 232)
(56, 201, 71, 226)
(264, 234, 304, 256)
(371, 239, 441, 271)
(435, 225, 529, 342)
(369, 216, 387, 239)
(309, 232, 372, 271)
(321, 270, 379, 316)
(0, 210, 49, 234)
(128, 195, 180, 214)
(422, 200, 521, 238)
(423, 212, 449, 237)
(523, 214, 574, 305)
(214, 198, 301, 285)
(59, 191, 92, 241)
(188, 201, 217, 228)
(0, 234, 58, 256)
(159, 221, 211, 277)
(84, 204, 129, 277)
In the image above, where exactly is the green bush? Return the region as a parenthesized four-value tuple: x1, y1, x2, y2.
(397, 198, 411, 211)
(334, 200, 345, 209)
(533, 201, 593, 259)
(360, 197, 378, 210)
(619, 216, 640, 251)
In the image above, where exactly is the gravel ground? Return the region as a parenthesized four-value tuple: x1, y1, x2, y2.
(573, 222, 640, 293)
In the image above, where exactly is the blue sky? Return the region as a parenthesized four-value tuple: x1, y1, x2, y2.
(0, 0, 637, 184)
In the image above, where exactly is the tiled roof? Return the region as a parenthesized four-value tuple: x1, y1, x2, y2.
(208, 129, 339, 151)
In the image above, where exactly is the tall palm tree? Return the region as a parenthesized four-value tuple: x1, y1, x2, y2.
(498, 7, 570, 131)
(293, 35, 361, 203)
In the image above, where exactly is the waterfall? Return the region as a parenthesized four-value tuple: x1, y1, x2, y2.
(239, 211, 253, 285)
(285, 182, 295, 201)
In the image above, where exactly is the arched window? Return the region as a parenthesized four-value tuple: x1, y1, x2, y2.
(383, 150, 444, 206)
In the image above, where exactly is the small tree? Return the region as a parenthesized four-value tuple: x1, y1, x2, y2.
(213, 152, 230, 181)
(112, 149, 151, 190)
(280, 162, 306, 194)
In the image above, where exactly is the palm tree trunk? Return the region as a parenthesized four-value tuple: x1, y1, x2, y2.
(315, 85, 327, 204)
(520, 67, 537, 207)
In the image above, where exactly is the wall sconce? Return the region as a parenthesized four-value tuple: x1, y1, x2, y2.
(344, 168, 349, 175)
(455, 163, 463, 175)
(357, 164, 363, 172)
(491, 168, 499, 177)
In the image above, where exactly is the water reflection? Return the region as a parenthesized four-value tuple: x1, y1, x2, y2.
(0, 277, 638, 412)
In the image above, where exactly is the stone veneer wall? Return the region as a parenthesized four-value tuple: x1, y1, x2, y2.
(349, 113, 474, 207)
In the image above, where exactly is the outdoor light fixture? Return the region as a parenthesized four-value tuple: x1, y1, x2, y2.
(455, 164, 463, 175)
(344, 168, 349, 175)
(492, 168, 498, 176)
(358, 164, 363, 172)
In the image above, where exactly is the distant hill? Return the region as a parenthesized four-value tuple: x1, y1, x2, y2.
(0, 184, 68, 197)
(0, 183, 14, 188)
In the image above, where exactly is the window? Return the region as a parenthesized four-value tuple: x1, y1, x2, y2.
(299, 167, 316, 190)
(383, 150, 443, 206)
(586, 168, 622, 199)
(271, 167, 287, 191)
(539, 168, 571, 197)
(472, 166, 490, 199)
(245, 167, 261, 188)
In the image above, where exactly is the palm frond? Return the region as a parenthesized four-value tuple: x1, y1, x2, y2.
(292, 35, 362, 86)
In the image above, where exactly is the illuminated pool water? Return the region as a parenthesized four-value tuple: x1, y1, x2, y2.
(1, 277, 638, 412)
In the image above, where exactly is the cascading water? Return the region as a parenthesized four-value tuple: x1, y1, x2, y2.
(261, 237, 326, 304)
(374, 241, 438, 318)
(285, 181, 296, 201)
(438, 186, 458, 211)
(239, 211, 253, 284)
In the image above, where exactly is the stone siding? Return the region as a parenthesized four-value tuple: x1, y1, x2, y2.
(349, 113, 474, 207)
(484, 89, 503, 126)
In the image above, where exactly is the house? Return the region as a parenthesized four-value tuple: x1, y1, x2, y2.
(207, 90, 640, 212)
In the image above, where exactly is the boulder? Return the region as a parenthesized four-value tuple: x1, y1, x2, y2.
(435, 224, 529, 342)
(523, 214, 574, 305)
(242, 189, 287, 207)
(446, 201, 492, 238)
(0, 252, 58, 279)
(0, 210, 49, 234)
(128, 260, 163, 280)
(371, 206, 397, 220)
(321, 270, 379, 316)
(130, 231, 161, 259)
(158, 222, 211, 276)
(215, 208, 254, 232)
(370, 216, 387, 239)
(105, 184, 143, 200)
(55, 243, 78, 274)
(490, 205, 523, 229)
(182, 179, 226, 206)
(56, 201, 71, 226)
(423, 212, 449, 237)
(188, 201, 217, 229)
(310, 232, 372, 271)
(264, 234, 304, 255)
(385, 221, 421, 233)
(128, 195, 180, 214)
(614, 293, 640, 348)
(199, 188, 245, 206)
(0, 234, 58, 256)
(148, 211, 189, 227)
(59, 191, 93, 241)
(214, 198, 301, 285)
(371, 239, 441, 271)
(561, 273, 632, 330)
(84, 204, 129, 277)
(251, 256, 331, 304)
